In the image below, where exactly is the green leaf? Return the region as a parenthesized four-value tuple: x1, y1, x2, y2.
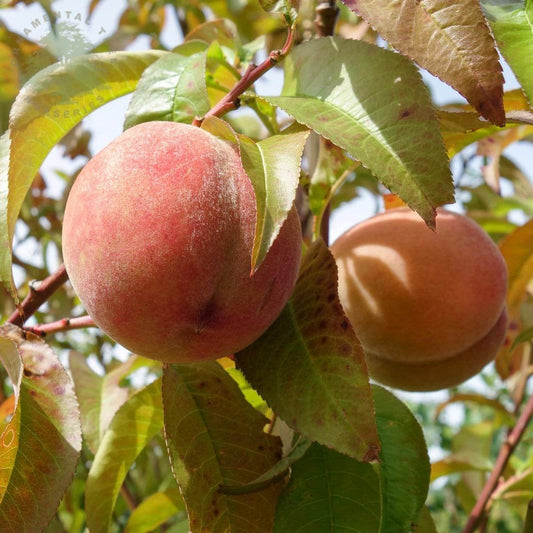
(124, 487, 185, 533)
(342, 0, 505, 126)
(309, 136, 359, 237)
(431, 451, 493, 482)
(226, 367, 269, 414)
(0, 42, 19, 135)
(0, 49, 164, 293)
(512, 323, 533, 348)
(163, 361, 284, 533)
(482, 0, 533, 106)
(266, 37, 453, 227)
(416, 507, 438, 533)
(0, 132, 9, 296)
(273, 442, 382, 533)
(373, 385, 431, 532)
(219, 436, 312, 495)
(0, 324, 82, 533)
(238, 123, 309, 270)
(69, 351, 158, 453)
(258, 0, 298, 24)
(200, 116, 305, 271)
(236, 239, 380, 461)
(186, 18, 241, 65)
(124, 49, 210, 129)
(85, 378, 164, 533)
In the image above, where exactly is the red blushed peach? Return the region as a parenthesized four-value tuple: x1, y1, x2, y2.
(62, 121, 302, 363)
(331, 207, 508, 391)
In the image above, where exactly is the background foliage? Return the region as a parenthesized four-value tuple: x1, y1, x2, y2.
(1, 0, 533, 532)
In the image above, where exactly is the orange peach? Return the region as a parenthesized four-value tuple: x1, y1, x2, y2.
(331, 207, 508, 391)
(62, 121, 301, 363)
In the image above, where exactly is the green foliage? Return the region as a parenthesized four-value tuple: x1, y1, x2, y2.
(163, 361, 284, 532)
(0, 324, 81, 533)
(266, 36, 454, 226)
(482, 0, 533, 105)
(273, 442, 382, 532)
(1, 0, 533, 531)
(237, 240, 380, 461)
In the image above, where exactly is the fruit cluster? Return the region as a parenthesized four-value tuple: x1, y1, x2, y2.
(332, 208, 508, 391)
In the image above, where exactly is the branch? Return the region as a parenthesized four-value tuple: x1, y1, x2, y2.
(192, 24, 296, 126)
(463, 393, 533, 532)
(24, 315, 96, 337)
(314, 1, 338, 243)
(314, 1, 339, 37)
(7, 264, 69, 327)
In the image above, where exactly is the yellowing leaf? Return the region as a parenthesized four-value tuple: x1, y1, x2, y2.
(435, 393, 513, 422)
(0, 50, 164, 294)
(431, 451, 493, 482)
(0, 42, 19, 135)
(496, 220, 533, 378)
(0, 324, 81, 533)
(124, 488, 186, 533)
(342, 0, 505, 125)
(477, 126, 533, 192)
(438, 89, 532, 157)
(85, 378, 164, 533)
(69, 351, 157, 453)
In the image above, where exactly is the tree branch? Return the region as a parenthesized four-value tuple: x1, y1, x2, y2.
(314, 1, 339, 37)
(7, 264, 69, 327)
(463, 393, 533, 532)
(24, 315, 96, 337)
(314, 1, 338, 244)
(192, 24, 296, 126)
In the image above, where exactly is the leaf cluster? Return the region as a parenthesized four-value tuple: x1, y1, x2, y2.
(1, 1, 533, 532)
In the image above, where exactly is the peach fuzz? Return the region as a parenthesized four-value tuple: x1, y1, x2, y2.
(331, 207, 508, 391)
(62, 121, 302, 363)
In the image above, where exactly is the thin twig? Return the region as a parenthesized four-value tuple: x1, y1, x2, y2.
(120, 482, 137, 511)
(314, 1, 338, 243)
(512, 345, 532, 416)
(192, 24, 296, 126)
(488, 467, 533, 506)
(463, 394, 533, 532)
(7, 264, 69, 327)
(314, 1, 339, 37)
(24, 315, 96, 337)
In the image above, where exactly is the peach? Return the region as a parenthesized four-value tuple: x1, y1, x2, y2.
(331, 207, 508, 391)
(62, 121, 302, 363)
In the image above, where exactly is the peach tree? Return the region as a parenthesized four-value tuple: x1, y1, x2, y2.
(1, 1, 533, 532)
